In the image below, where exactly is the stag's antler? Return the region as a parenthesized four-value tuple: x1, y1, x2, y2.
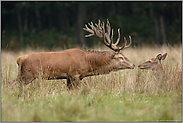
(83, 19, 132, 52)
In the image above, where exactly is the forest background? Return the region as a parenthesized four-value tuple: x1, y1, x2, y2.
(1, 1, 182, 51)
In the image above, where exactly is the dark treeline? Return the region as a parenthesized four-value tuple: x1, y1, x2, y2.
(2, 1, 182, 50)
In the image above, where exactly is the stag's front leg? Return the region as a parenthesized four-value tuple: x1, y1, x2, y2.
(67, 77, 80, 90)
(67, 78, 72, 90)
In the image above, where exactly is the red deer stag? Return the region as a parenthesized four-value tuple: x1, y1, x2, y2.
(14, 19, 135, 90)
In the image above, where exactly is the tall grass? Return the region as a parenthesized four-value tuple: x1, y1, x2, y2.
(1, 45, 182, 122)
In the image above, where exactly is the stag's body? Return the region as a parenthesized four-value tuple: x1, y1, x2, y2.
(15, 48, 135, 89)
(15, 19, 135, 89)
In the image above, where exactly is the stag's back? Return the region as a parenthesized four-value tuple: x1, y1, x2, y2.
(16, 48, 88, 78)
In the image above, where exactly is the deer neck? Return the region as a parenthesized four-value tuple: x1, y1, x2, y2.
(86, 51, 114, 74)
(152, 62, 164, 79)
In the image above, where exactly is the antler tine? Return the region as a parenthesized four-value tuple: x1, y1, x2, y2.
(102, 21, 105, 32)
(95, 23, 98, 28)
(124, 37, 127, 45)
(95, 20, 101, 30)
(90, 21, 94, 27)
(114, 28, 120, 46)
(83, 24, 91, 32)
(83, 19, 132, 52)
(118, 36, 132, 50)
(102, 22, 106, 44)
(98, 19, 102, 30)
(118, 37, 127, 50)
(83, 24, 95, 37)
(110, 29, 114, 46)
(96, 20, 103, 34)
(105, 19, 112, 45)
(106, 19, 111, 36)
(84, 33, 95, 37)
(124, 36, 132, 49)
(88, 21, 96, 31)
(101, 21, 110, 46)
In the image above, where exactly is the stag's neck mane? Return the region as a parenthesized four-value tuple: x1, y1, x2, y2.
(85, 50, 113, 60)
(86, 50, 109, 54)
(84, 50, 115, 74)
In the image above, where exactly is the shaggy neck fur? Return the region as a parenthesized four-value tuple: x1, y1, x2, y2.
(85, 50, 115, 74)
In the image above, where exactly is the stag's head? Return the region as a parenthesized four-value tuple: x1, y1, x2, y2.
(83, 19, 135, 69)
(108, 51, 135, 70)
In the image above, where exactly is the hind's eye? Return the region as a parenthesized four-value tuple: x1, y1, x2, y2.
(119, 57, 123, 60)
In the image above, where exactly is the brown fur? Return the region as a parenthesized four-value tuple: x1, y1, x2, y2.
(138, 53, 167, 80)
(138, 53, 182, 89)
(14, 48, 135, 89)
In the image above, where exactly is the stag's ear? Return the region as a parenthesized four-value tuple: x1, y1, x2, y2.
(156, 54, 162, 61)
(161, 53, 167, 60)
(110, 52, 118, 59)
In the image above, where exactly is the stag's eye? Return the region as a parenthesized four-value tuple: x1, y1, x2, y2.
(119, 57, 124, 60)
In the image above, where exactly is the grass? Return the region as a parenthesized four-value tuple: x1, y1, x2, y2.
(1, 45, 182, 122)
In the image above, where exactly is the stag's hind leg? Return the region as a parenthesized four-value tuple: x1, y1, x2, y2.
(18, 74, 36, 91)
(14, 71, 36, 97)
(17, 65, 38, 91)
(12, 65, 24, 90)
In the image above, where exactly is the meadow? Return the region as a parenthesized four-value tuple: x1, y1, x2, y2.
(1, 45, 182, 122)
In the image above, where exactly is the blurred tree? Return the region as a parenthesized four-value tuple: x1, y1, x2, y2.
(35, 2, 42, 31)
(153, 2, 167, 45)
(76, 2, 86, 47)
(16, 2, 24, 48)
(1, 1, 182, 50)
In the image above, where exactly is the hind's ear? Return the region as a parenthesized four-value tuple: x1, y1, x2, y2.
(161, 53, 167, 60)
(156, 53, 167, 61)
(156, 54, 162, 60)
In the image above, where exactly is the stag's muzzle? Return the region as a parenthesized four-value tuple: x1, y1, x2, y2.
(131, 64, 136, 69)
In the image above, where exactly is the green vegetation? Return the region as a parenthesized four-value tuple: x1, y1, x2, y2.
(1, 46, 182, 122)
(1, 89, 181, 122)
